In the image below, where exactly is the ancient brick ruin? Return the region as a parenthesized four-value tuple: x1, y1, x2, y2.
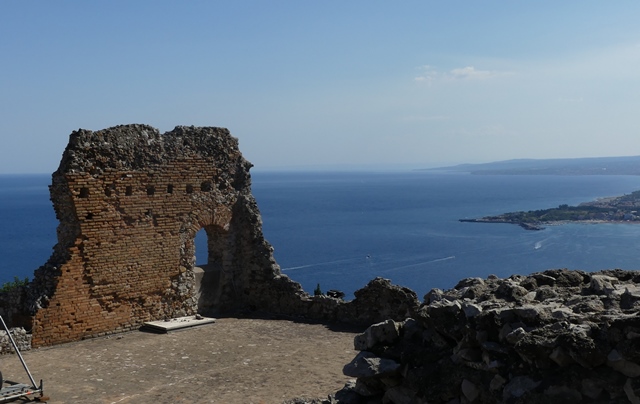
(0, 124, 417, 348)
(2, 124, 296, 346)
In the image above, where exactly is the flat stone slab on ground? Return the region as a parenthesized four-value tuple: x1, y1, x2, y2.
(142, 315, 216, 333)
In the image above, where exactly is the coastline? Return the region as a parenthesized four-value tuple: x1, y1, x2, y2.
(460, 217, 640, 231)
(460, 187, 640, 231)
(459, 218, 546, 230)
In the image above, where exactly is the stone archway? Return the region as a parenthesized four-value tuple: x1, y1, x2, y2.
(193, 224, 231, 314)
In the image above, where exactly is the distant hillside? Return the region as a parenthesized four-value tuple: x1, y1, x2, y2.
(427, 156, 640, 175)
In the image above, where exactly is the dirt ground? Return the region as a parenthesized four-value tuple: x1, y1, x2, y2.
(0, 316, 362, 404)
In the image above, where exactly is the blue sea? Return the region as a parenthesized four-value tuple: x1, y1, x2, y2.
(3, 171, 640, 299)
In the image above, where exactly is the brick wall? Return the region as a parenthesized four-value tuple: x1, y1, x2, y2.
(27, 125, 283, 346)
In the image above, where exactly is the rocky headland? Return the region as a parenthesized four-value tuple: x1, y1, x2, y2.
(461, 190, 640, 231)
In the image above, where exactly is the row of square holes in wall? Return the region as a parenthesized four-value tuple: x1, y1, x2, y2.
(78, 181, 214, 198)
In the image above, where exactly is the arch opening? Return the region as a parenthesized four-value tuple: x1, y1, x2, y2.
(193, 225, 230, 314)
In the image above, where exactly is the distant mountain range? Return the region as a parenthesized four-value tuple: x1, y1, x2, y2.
(427, 156, 640, 175)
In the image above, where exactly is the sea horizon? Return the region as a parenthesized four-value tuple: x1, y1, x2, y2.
(4, 171, 640, 299)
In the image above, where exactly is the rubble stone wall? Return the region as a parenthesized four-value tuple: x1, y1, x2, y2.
(0, 328, 31, 354)
(336, 269, 640, 403)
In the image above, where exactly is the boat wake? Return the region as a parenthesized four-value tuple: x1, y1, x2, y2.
(430, 255, 456, 263)
(282, 254, 456, 274)
(381, 256, 456, 273)
(534, 237, 551, 250)
(281, 257, 361, 271)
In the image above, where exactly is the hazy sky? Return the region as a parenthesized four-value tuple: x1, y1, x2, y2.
(2, 1, 640, 173)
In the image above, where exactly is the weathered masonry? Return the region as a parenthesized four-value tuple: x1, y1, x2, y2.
(5, 125, 297, 346)
(0, 124, 419, 348)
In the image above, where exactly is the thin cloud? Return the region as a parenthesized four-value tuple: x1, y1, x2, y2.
(415, 65, 509, 84)
(450, 66, 495, 80)
(413, 65, 438, 85)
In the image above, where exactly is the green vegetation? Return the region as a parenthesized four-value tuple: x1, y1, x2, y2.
(1, 276, 29, 293)
(464, 189, 640, 229)
(314, 283, 323, 296)
(617, 190, 640, 203)
(489, 204, 612, 224)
